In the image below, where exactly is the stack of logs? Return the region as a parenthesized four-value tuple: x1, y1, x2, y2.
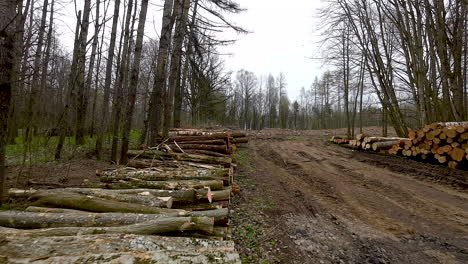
(0, 129, 248, 263)
(330, 122, 468, 169)
(391, 122, 468, 169)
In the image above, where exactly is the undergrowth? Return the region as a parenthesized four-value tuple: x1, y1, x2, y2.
(6, 130, 142, 165)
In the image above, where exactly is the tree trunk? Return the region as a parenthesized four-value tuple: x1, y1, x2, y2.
(74, 0, 92, 145)
(110, 0, 134, 162)
(148, 0, 176, 145)
(83, 0, 100, 138)
(120, 0, 149, 164)
(95, 0, 121, 159)
(24, 0, 48, 145)
(163, 0, 191, 137)
(0, 0, 16, 204)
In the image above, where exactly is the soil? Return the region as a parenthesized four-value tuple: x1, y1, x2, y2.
(231, 129, 468, 264)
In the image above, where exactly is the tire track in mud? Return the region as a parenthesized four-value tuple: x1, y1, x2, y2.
(248, 138, 468, 263)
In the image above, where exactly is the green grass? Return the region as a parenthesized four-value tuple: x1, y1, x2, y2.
(6, 130, 143, 165)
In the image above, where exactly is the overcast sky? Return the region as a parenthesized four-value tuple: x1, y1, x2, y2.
(219, 0, 326, 100)
(58, 0, 327, 100)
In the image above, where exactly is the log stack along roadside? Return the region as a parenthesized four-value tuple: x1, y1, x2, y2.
(1, 129, 248, 263)
(330, 122, 468, 170)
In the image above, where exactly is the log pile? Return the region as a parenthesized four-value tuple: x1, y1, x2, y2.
(1, 128, 247, 263)
(393, 122, 468, 169)
(330, 122, 468, 170)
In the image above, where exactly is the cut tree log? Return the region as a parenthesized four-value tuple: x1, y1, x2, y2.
(0, 216, 214, 236)
(50, 187, 174, 208)
(233, 137, 249, 144)
(25, 206, 91, 214)
(28, 190, 185, 214)
(167, 144, 228, 153)
(448, 147, 465, 162)
(85, 178, 225, 190)
(0, 234, 240, 264)
(97, 167, 230, 183)
(184, 149, 230, 157)
(371, 140, 399, 151)
(175, 139, 227, 145)
(0, 211, 189, 228)
(127, 150, 232, 167)
(11, 188, 199, 204)
(20, 207, 228, 225)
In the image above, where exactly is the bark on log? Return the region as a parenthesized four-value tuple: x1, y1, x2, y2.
(175, 139, 227, 145)
(85, 178, 225, 190)
(233, 137, 249, 144)
(28, 190, 185, 214)
(53, 188, 174, 208)
(126, 159, 223, 169)
(25, 206, 91, 214)
(168, 144, 228, 153)
(0, 216, 214, 236)
(3, 207, 228, 226)
(371, 140, 399, 151)
(97, 167, 230, 183)
(127, 150, 232, 167)
(184, 149, 230, 157)
(0, 234, 240, 264)
(12, 188, 199, 204)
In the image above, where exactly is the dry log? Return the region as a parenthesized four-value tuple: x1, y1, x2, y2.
(57, 188, 173, 208)
(448, 148, 466, 162)
(0, 234, 240, 263)
(173, 201, 230, 211)
(20, 207, 229, 225)
(185, 150, 230, 157)
(168, 144, 228, 153)
(28, 190, 185, 214)
(126, 159, 223, 170)
(233, 137, 249, 144)
(175, 139, 227, 145)
(14, 188, 199, 204)
(0, 211, 189, 228)
(97, 167, 230, 183)
(371, 140, 399, 151)
(0, 216, 214, 236)
(127, 150, 232, 167)
(435, 154, 447, 164)
(25, 206, 91, 214)
(195, 188, 231, 202)
(85, 178, 225, 191)
(448, 161, 459, 169)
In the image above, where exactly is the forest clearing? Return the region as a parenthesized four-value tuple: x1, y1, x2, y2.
(0, 127, 467, 263)
(0, 0, 467, 263)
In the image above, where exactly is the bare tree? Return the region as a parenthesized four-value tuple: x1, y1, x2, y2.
(0, 0, 17, 203)
(120, 0, 150, 164)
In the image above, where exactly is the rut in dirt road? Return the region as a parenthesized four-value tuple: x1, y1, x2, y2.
(232, 137, 468, 264)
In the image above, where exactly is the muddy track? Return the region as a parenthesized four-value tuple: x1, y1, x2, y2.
(232, 136, 468, 264)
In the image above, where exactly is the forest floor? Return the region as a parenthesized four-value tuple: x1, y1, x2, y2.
(231, 128, 468, 264)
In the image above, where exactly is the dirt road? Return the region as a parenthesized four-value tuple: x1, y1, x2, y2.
(231, 132, 468, 263)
